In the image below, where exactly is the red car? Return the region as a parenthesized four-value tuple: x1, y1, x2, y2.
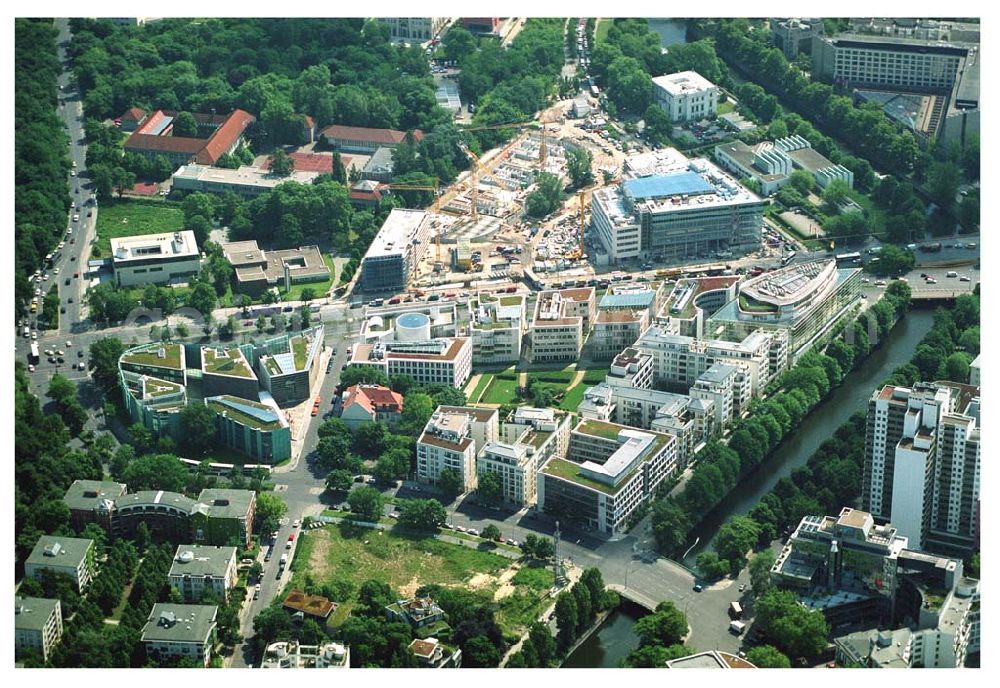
(311, 407, 319, 417)
(288, 533, 295, 542)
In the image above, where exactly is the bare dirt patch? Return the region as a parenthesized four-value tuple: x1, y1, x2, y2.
(493, 565, 521, 602)
(468, 572, 497, 590)
(399, 575, 422, 599)
(308, 528, 331, 570)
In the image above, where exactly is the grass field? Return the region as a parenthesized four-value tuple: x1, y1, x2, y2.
(482, 377, 520, 405)
(93, 199, 185, 258)
(294, 523, 509, 594)
(595, 19, 611, 43)
(718, 101, 736, 115)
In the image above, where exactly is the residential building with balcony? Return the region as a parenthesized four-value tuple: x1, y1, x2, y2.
(14, 596, 62, 662)
(477, 441, 536, 507)
(416, 407, 498, 492)
(589, 310, 649, 362)
(141, 604, 218, 667)
(863, 382, 981, 556)
(168, 545, 238, 602)
(25, 536, 95, 593)
(63, 479, 127, 532)
(527, 288, 595, 363)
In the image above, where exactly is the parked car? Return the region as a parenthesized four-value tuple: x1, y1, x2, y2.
(254, 584, 261, 600)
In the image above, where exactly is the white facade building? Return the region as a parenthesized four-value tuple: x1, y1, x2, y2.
(111, 231, 202, 288)
(348, 337, 472, 389)
(652, 71, 719, 123)
(468, 293, 525, 365)
(168, 545, 238, 602)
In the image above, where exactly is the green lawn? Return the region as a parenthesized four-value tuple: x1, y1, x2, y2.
(468, 373, 494, 404)
(718, 101, 736, 115)
(595, 18, 611, 43)
(482, 377, 520, 405)
(93, 198, 185, 258)
(580, 367, 610, 384)
(559, 384, 588, 412)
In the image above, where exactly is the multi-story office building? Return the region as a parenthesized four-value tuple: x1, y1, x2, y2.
(468, 292, 526, 365)
(651, 71, 719, 123)
(590, 149, 765, 264)
(14, 596, 62, 662)
(25, 536, 95, 593)
(707, 259, 861, 360)
(201, 345, 259, 401)
(578, 383, 713, 468)
(348, 337, 472, 389)
(168, 545, 238, 602)
(771, 507, 908, 626)
(589, 310, 649, 361)
(360, 209, 430, 292)
(715, 137, 853, 194)
(141, 604, 218, 667)
(537, 420, 678, 535)
(221, 240, 330, 296)
(863, 382, 981, 555)
(812, 35, 970, 91)
(205, 395, 291, 464)
(379, 17, 450, 43)
(689, 363, 738, 429)
(172, 164, 320, 199)
(771, 18, 824, 58)
(111, 231, 202, 288)
(503, 407, 572, 464)
(658, 275, 742, 339)
(527, 288, 595, 363)
(416, 407, 498, 492)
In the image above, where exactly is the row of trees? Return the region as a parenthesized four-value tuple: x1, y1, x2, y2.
(652, 282, 913, 559)
(15, 19, 71, 320)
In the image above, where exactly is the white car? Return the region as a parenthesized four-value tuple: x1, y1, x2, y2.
(65, 340, 72, 347)
(292, 519, 300, 528)
(72, 215, 79, 222)
(28, 364, 35, 373)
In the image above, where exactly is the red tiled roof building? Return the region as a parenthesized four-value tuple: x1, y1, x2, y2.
(339, 384, 404, 430)
(123, 108, 255, 168)
(319, 124, 423, 154)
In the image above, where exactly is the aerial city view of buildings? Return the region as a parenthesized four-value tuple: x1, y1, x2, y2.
(12, 13, 982, 672)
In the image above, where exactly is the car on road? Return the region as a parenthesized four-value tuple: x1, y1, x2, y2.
(960, 275, 971, 282)
(60, 306, 66, 314)
(28, 364, 35, 373)
(285, 540, 292, 550)
(739, 583, 747, 592)
(72, 215, 79, 222)
(77, 349, 84, 358)
(456, 526, 467, 533)
(57, 357, 64, 364)
(65, 278, 70, 285)
(293, 519, 300, 528)
(693, 583, 704, 592)
(254, 584, 261, 600)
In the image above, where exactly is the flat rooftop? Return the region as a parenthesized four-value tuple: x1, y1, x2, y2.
(15, 596, 61, 632)
(173, 163, 320, 189)
(197, 488, 255, 520)
(652, 70, 717, 95)
(141, 604, 217, 644)
(740, 260, 836, 307)
(111, 230, 200, 263)
(26, 536, 93, 570)
(624, 172, 714, 200)
(169, 545, 237, 579)
(63, 480, 126, 513)
(364, 208, 428, 260)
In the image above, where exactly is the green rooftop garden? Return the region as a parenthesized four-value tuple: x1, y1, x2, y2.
(203, 348, 255, 378)
(291, 335, 308, 370)
(576, 419, 624, 441)
(145, 379, 183, 398)
(739, 293, 778, 313)
(207, 398, 283, 431)
(542, 457, 618, 495)
(499, 295, 522, 307)
(122, 344, 183, 370)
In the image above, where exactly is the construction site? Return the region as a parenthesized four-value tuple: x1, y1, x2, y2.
(398, 98, 630, 294)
